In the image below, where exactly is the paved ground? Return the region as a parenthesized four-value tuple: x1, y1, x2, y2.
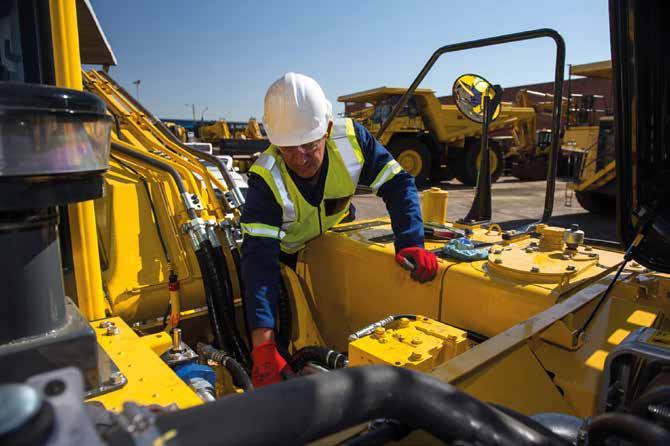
(353, 177, 618, 242)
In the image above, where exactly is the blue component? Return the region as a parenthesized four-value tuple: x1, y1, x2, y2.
(173, 362, 216, 388)
(442, 237, 490, 261)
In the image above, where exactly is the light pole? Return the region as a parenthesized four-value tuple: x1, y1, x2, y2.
(132, 80, 141, 100)
(200, 107, 208, 122)
(185, 103, 196, 129)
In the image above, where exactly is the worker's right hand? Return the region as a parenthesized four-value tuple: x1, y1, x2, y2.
(251, 339, 293, 388)
(395, 246, 438, 283)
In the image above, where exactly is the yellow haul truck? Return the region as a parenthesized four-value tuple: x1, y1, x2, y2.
(562, 60, 616, 214)
(339, 86, 536, 185)
(2, 1, 670, 445)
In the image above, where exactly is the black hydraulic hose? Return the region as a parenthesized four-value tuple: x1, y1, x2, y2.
(111, 142, 197, 219)
(276, 280, 293, 347)
(142, 366, 566, 446)
(230, 248, 253, 346)
(489, 405, 573, 444)
(630, 385, 670, 417)
(199, 240, 250, 368)
(587, 412, 670, 446)
(197, 343, 253, 391)
(290, 346, 348, 371)
(341, 419, 411, 446)
(531, 413, 585, 444)
(212, 245, 251, 367)
(194, 244, 228, 352)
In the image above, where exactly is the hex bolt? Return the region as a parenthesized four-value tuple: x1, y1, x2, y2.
(531, 265, 540, 273)
(110, 372, 124, 385)
(411, 337, 423, 345)
(585, 245, 593, 251)
(588, 252, 599, 258)
(99, 320, 114, 329)
(105, 325, 120, 336)
(566, 265, 576, 271)
(409, 352, 422, 361)
(398, 318, 410, 328)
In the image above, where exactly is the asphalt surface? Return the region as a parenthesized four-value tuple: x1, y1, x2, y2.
(353, 177, 618, 242)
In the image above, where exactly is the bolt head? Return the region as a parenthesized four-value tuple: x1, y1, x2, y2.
(494, 257, 503, 264)
(99, 321, 114, 329)
(105, 325, 120, 336)
(531, 265, 540, 273)
(566, 265, 576, 271)
(409, 352, 422, 361)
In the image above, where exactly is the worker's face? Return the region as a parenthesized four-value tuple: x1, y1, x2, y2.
(278, 134, 328, 179)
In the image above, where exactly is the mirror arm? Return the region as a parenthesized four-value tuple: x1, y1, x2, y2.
(375, 29, 565, 224)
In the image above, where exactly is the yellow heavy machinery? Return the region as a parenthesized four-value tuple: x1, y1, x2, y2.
(2, 1, 670, 445)
(198, 118, 232, 143)
(164, 121, 188, 143)
(561, 60, 616, 214)
(338, 86, 536, 185)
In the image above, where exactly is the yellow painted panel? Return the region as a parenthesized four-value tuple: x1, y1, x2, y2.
(457, 345, 574, 415)
(88, 317, 201, 411)
(627, 310, 657, 326)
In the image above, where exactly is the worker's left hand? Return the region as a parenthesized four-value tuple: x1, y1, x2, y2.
(395, 246, 438, 283)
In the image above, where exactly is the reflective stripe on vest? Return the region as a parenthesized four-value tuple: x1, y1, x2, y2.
(370, 159, 403, 193)
(252, 152, 296, 225)
(331, 118, 364, 185)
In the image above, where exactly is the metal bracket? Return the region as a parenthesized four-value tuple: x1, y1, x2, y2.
(181, 192, 204, 212)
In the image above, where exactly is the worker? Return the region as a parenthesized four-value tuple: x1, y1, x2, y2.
(241, 73, 438, 387)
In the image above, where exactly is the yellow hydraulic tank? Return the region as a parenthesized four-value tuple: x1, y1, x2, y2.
(422, 187, 449, 225)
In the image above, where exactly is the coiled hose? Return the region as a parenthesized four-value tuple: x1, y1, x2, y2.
(290, 346, 348, 372)
(197, 343, 253, 391)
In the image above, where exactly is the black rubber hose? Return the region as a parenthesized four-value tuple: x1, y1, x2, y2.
(148, 366, 567, 446)
(200, 241, 250, 368)
(531, 413, 585, 444)
(489, 405, 573, 444)
(194, 244, 229, 352)
(211, 245, 251, 367)
(230, 248, 253, 347)
(276, 280, 293, 347)
(290, 346, 348, 371)
(197, 343, 253, 391)
(587, 412, 670, 446)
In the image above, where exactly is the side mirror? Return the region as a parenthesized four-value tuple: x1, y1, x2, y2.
(452, 74, 501, 123)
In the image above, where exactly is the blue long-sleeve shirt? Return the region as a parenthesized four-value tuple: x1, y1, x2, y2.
(241, 121, 423, 330)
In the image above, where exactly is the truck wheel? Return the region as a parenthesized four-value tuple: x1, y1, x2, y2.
(459, 139, 504, 186)
(388, 137, 432, 186)
(575, 190, 615, 215)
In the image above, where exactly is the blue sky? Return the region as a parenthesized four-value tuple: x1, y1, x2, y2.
(89, 0, 611, 121)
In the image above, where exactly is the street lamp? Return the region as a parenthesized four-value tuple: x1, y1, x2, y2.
(200, 107, 208, 122)
(185, 103, 196, 128)
(132, 80, 141, 100)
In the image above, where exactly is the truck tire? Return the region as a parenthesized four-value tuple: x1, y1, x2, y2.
(575, 190, 615, 215)
(388, 137, 432, 186)
(458, 139, 504, 186)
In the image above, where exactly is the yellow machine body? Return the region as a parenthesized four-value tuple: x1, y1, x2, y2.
(17, 2, 670, 441)
(199, 119, 232, 143)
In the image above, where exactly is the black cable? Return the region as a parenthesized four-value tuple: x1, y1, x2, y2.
(197, 343, 253, 391)
(587, 412, 670, 446)
(290, 346, 348, 372)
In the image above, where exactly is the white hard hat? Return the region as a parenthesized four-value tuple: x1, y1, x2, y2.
(263, 72, 333, 147)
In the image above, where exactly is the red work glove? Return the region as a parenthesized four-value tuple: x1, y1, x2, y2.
(251, 340, 293, 388)
(395, 246, 438, 283)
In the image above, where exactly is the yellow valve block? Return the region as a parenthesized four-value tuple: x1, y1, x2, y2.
(348, 316, 473, 372)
